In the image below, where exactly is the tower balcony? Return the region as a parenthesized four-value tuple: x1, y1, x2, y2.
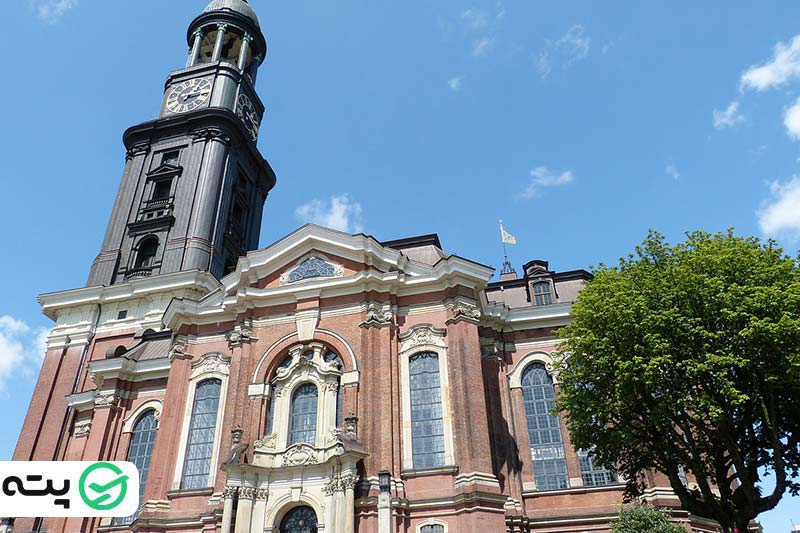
(139, 196, 175, 221)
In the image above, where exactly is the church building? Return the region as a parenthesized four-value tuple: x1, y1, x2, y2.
(8, 2, 722, 532)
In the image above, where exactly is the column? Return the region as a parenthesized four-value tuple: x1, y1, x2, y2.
(377, 471, 392, 533)
(212, 24, 228, 62)
(233, 487, 255, 533)
(251, 489, 268, 532)
(183, 129, 230, 271)
(187, 28, 204, 67)
(238, 33, 253, 71)
(343, 475, 356, 533)
(221, 486, 237, 533)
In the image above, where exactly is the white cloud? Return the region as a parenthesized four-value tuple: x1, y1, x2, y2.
(757, 176, 800, 239)
(741, 35, 800, 92)
(522, 166, 574, 199)
(535, 25, 591, 79)
(30, 0, 78, 24)
(448, 76, 463, 92)
(783, 97, 800, 140)
(295, 194, 364, 233)
(713, 100, 746, 129)
(666, 163, 680, 180)
(0, 316, 48, 393)
(458, 5, 504, 59)
(472, 37, 494, 58)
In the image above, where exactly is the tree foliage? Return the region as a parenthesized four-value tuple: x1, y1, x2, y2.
(555, 230, 800, 532)
(611, 504, 686, 533)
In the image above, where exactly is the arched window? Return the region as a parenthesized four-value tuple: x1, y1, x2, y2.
(280, 505, 317, 533)
(532, 280, 553, 306)
(181, 378, 222, 490)
(409, 352, 445, 469)
(135, 236, 159, 269)
(421, 525, 445, 533)
(521, 364, 568, 490)
(289, 384, 318, 445)
(114, 410, 158, 525)
(578, 449, 618, 487)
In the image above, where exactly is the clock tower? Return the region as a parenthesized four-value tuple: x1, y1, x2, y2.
(87, 0, 276, 286)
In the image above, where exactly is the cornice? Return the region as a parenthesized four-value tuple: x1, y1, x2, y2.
(88, 356, 172, 385)
(38, 270, 220, 320)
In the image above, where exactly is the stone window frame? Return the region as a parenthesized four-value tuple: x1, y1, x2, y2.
(417, 518, 449, 533)
(171, 352, 230, 491)
(399, 324, 455, 472)
(122, 399, 163, 433)
(268, 342, 342, 451)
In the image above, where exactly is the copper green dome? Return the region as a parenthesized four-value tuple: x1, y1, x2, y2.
(203, 0, 260, 28)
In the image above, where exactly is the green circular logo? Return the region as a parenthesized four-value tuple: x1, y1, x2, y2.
(78, 462, 129, 511)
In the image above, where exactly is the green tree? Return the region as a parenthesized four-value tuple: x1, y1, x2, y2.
(555, 230, 800, 533)
(611, 504, 686, 533)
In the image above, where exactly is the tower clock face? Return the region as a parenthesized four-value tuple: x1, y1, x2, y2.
(236, 93, 260, 141)
(166, 78, 212, 114)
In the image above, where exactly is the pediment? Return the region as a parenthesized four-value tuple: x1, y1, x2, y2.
(146, 162, 183, 179)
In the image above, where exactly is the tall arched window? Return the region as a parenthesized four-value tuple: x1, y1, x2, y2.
(280, 506, 317, 533)
(289, 384, 318, 445)
(181, 378, 222, 490)
(532, 280, 553, 306)
(578, 449, 618, 487)
(135, 236, 159, 269)
(409, 352, 445, 469)
(521, 364, 568, 490)
(114, 410, 158, 525)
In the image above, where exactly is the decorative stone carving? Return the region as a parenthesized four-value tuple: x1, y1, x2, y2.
(125, 143, 150, 161)
(74, 420, 92, 438)
(344, 413, 359, 440)
(283, 444, 318, 466)
(222, 486, 238, 499)
(191, 352, 230, 378)
(280, 255, 344, 285)
(170, 334, 189, 360)
(446, 300, 482, 323)
(255, 488, 269, 500)
(399, 324, 447, 352)
(340, 474, 358, 490)
(322, 380, 339, 393)
(224, 425, 248, 465)
(254, 433, 277, 450)
(273, 385, 285, 398)
(323, 478, 339, 496)
(239, 487, 256, 499)
(326, 428, 344, 445)
(94, 391, 119, 409)
(360, 301, 393, 327)
(191, 127, 231, 146)
(226, 319, 255, 348)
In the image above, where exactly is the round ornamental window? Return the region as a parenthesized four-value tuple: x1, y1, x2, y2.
(280, 506, 318, 533)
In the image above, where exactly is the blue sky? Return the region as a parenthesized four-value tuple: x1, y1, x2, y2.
(1, 0, 799, 529)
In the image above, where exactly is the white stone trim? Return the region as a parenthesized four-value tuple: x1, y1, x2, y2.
(508, 351, 558, 388)
(268, 344, 342, 450)
(264, 493, 327, 532)
(252, 328, 360, 384)
(172, 352, 230, 490)
(122, 399, 163, 433)
(416, 518, 449, 533)
(399, 324, 455, 471)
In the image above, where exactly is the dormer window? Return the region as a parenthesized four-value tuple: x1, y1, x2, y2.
(533, 280, 554, 306)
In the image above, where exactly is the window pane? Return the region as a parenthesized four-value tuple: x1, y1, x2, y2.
(409, 352, 446, 469)
(114, 410, 158, 525)
(181, 379, 221, 490)
(533, 281, 553, 306)
(289, 383, 318, 445)
(421, 525, 445, 533)
(578, 450, 618, 487)
(521, 364, 568, 491)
